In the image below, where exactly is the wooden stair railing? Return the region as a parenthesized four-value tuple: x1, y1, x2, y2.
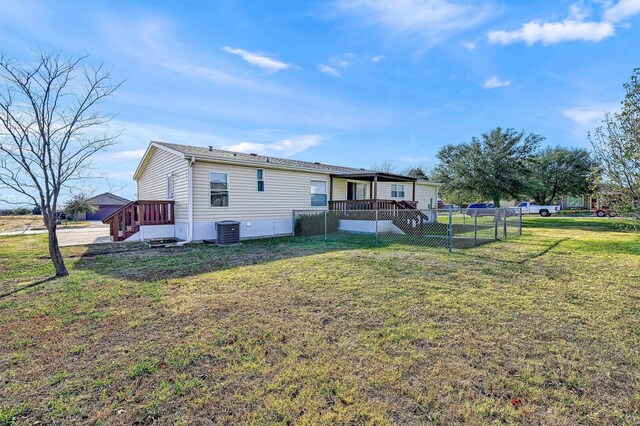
(390, 201, 432, 235)
(102, 200, 175, 242)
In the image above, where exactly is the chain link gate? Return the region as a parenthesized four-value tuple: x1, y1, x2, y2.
(292, 208, 522, 250)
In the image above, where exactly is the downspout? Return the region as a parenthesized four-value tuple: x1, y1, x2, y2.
(177, 156, 195, 246)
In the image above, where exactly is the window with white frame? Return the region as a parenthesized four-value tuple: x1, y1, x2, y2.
(391, 184, 405, 198)
(310, 180, 327, 206)
(210, 172, 229, 207)
(166, 174, 174, 199)
(257, 169, 265, 192)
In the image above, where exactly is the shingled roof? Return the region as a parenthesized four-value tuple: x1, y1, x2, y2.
(154, 141, 381, 175)
(147, 141, 439, 184)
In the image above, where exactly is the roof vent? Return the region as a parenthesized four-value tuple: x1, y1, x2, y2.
(209, 146, 214, 151)
(360, 168, 366, 170)
(233, 153, 237, 156)
(314, 162, 321, 165)
(250, 153, 258, 156)
(266, 158, 270, 163)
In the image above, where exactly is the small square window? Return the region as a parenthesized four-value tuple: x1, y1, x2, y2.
(391, 184, 405, 198)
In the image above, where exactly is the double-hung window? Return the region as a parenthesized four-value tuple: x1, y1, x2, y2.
(210, 172, 229, 207)
(310, 180, 327, 207)
(391, 184, 405, 198)
(257, 169, 265, 192)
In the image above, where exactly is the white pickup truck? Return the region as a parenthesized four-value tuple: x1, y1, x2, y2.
(516, 202, 559, 216)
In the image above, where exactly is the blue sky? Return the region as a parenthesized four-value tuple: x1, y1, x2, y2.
(1, 0, 639, 203)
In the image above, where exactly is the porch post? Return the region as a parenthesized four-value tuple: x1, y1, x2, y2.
(329, 175, 334, 202)
(373, 175, 378, 210)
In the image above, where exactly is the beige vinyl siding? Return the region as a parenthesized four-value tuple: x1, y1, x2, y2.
(193, 161, 331, 222)
(376, 181, 415, 201)
(415, 183, 438, 209)
(331, 178, 371, 200)
(136, 147, 189, 221)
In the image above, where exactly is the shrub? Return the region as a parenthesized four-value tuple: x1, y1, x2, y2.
(295, 212, 339, 236)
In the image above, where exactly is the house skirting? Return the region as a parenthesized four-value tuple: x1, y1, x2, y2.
(125, 218, 411, 243)
(338, 219, 404, 234)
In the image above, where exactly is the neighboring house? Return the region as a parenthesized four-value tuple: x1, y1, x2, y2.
(103, 141, 440, 242)
(559, 194, 593, 210)
(74, 192, 130, 221)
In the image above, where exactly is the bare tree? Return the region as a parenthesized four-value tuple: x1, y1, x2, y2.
(0, 50, 121, 276)
(371, 160, 398, 174)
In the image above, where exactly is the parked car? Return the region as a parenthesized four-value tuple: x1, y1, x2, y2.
(465, 202, 495, 216)
(516, 202, 559, 217)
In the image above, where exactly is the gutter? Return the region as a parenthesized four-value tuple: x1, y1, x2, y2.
(177, 156, 195, 246)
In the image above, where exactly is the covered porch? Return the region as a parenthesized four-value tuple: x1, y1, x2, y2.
(328, 171, 418, 211)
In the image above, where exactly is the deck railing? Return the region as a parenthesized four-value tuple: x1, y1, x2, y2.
(102, 200, 175, 242)
(328, 199, 417, 211)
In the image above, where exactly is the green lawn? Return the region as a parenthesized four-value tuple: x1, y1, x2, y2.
(0, 217, 638, 424)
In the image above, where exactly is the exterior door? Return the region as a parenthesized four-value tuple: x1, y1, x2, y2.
(347, 182, 366, 200)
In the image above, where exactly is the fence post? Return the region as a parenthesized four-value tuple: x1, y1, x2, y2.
(324, 210, 327, 241)
(474, 211, 477, 246)
(447, 208, 453, 252)
(503, 209, 507, 239)
(494, 209, 498, 240)
(519, 208, 523, 235)
(292, 210, 296, 237)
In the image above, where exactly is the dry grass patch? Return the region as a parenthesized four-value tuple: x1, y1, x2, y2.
(0, 215, 90, 233)
(0, 217, 639, 424)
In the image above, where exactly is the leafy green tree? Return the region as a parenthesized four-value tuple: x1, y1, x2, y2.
(63, 193, 98, 220)
(403, 166, 430, 180)
(433, 127, 542, 207)
(590, 68, 640, 221)
(527, 147, 596, 205)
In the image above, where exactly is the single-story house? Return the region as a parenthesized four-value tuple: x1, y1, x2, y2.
(74, 192, 130, 221)
(103, 141, 440, 242)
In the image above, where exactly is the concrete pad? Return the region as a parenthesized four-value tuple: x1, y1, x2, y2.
(57, 221, 111, 246)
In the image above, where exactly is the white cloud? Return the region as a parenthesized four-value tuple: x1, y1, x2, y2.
(488, 0, 640, 46)
(330, 52, 354, 68)
(482, 76, 511, 89)
(488, 20, 614, 45)
(221, 135, 322, 157)
(370, 54, 385, 63)
(335, 0, 493, 48)
(460, 40, 476, 50)
(562, 104, 617, 126)
(317, 64, 342, 77)
(604, 0, 640, 23)
(403, 156, 428, 162)
(222, 46, 290, 72)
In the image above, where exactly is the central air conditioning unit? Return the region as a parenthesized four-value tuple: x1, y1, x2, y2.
(215, 220, 241, 246)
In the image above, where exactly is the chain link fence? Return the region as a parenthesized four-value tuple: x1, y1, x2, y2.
(292, 208, 522, 250)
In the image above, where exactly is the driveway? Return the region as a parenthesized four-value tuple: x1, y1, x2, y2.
(57, 221, 111, 246)
(0, 221, 112, 246)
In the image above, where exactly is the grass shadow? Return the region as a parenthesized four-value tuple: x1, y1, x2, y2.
(0, 276, 57, 299)
(75, 235, 383, 282)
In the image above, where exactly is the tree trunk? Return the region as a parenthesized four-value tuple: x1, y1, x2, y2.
(47, 220, 68, 276)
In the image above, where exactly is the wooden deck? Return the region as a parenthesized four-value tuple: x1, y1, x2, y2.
(102, 200, 175, 242)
